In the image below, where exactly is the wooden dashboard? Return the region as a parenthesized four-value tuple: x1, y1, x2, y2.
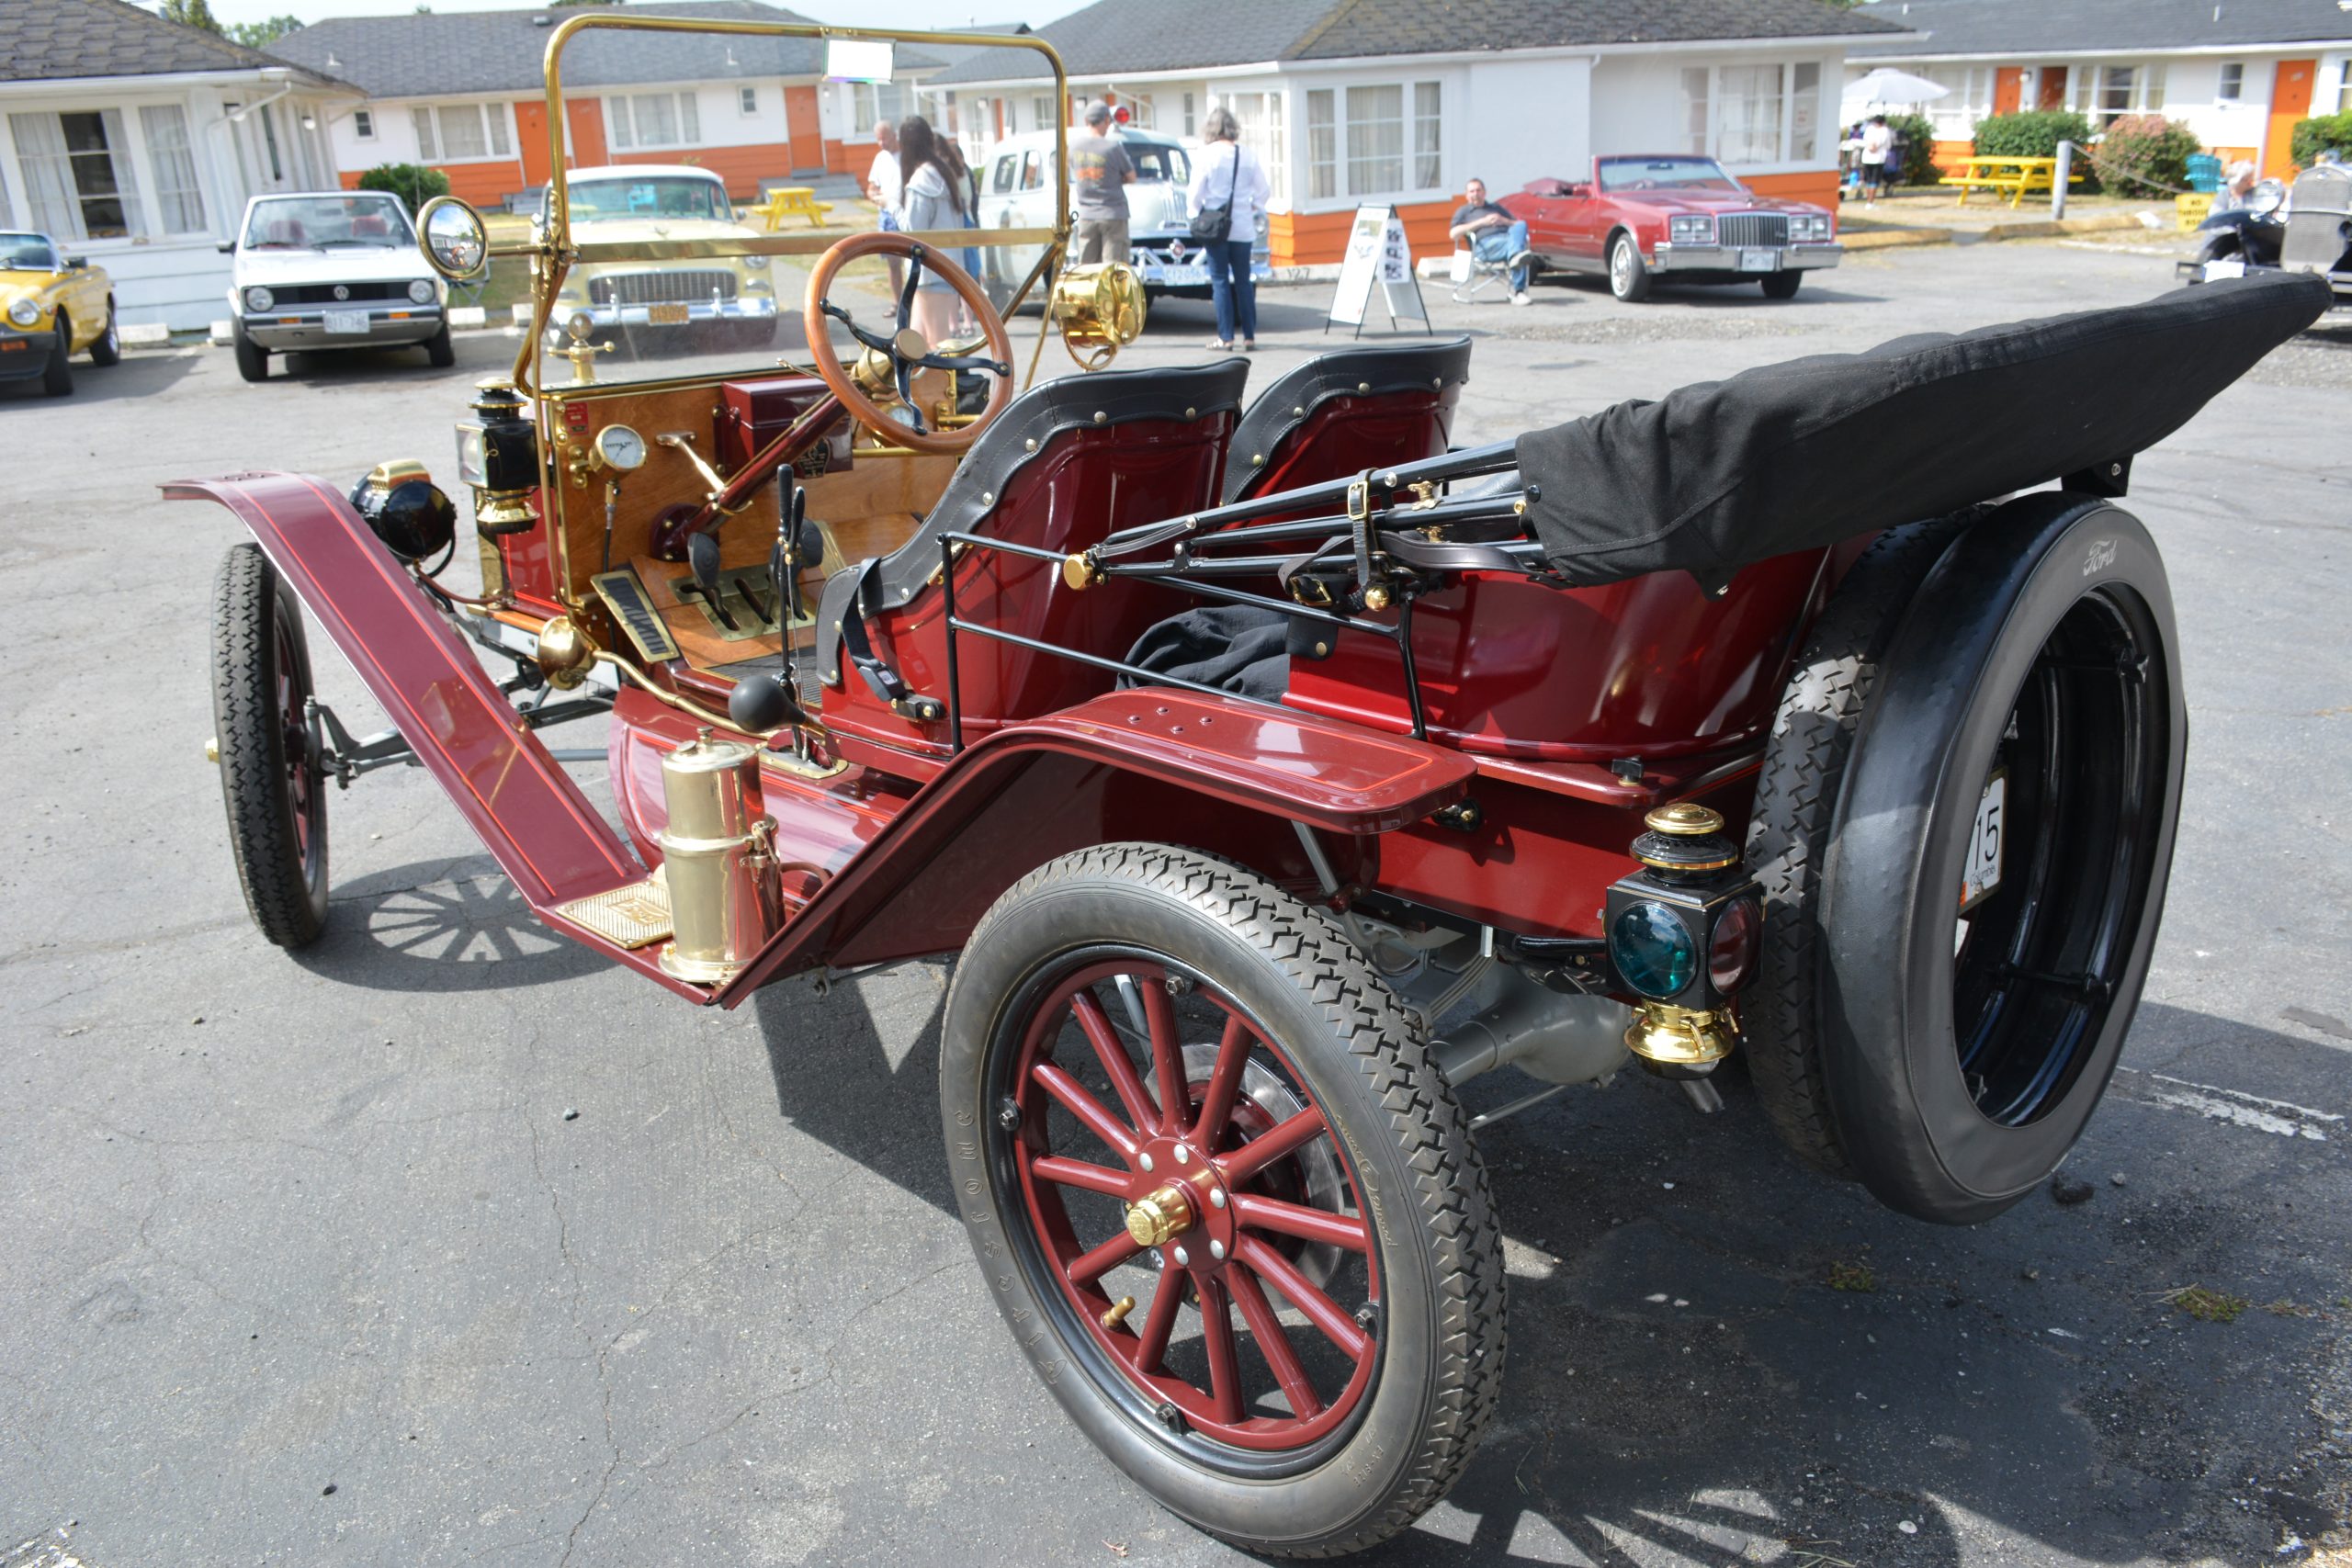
(536, 372, 962, 674)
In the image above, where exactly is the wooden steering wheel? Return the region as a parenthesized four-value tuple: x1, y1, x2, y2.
(804, 231, 1016, 457)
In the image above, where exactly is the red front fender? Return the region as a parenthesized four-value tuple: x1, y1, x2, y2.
(167, 472, 709, 997)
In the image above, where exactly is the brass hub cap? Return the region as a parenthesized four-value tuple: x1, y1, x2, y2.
(1123, 1183, 1194, 1248)
(892, 325, 931, 363)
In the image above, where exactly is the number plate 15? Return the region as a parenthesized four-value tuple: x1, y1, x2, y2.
(1960, 769, 2007, 913)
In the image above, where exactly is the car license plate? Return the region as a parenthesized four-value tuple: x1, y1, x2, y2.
(1737, 248, 1777, 273)
(1150, 265, 1209, 287)
(2203, 257, 2246, 280)
(1960, 769, 2007, 913)
(323, 309, 369, 335)
(648, 302, 690, 326)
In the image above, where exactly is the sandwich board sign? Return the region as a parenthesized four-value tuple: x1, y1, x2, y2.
(1325, 204, 1431, 336)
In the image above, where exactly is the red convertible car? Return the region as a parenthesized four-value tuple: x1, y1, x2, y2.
(1503, 153, 1842, 302)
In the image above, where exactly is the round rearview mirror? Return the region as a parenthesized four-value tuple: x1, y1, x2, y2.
(565, 310, 595, 343)
(417, 196, 489, 281)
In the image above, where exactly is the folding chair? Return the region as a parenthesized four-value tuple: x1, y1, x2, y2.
(1449, 244, 1509, 303)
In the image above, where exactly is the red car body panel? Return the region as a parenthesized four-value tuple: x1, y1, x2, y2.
(1501, 154, 1837, 272)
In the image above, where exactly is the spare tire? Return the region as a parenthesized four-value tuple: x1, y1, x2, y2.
(1749, 493, 2185, 1224)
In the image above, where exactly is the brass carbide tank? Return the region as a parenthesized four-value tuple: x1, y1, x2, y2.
(654, 729, 780, 986)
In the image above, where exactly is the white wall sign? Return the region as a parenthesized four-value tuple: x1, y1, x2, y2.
(1325, 203, 1430, 336)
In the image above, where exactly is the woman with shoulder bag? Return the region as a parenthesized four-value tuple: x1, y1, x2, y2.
(1188, 107, 1272, 351)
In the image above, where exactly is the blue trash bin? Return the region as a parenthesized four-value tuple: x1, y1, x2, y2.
(2186, 153, 2222, 193)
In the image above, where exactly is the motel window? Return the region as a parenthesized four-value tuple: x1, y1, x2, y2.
(739, 86, 758, 117)
(412, 102, 514, 162)
(9, 109, 143, 240)
(2217, 62, 2245, 101)
(1306, 88, 1335, 199)
(1413, 81, 1442, 189)
(847, 82, 911, 139)
(606, 92, 699, 151)
(353, 107, 375, 141)
(1223, 90, 1289, 206)
(138, 104, 206, 233)
(1182, 92, 1196, 138)
(2335, 60, 2352, 113)
(1344, 85, 1402, 196)
(1916, 65, 1994, 140)
(1680, 68, 1710, 155)
(1715, 65, 1784, 164)
(1033, 95, 1054, 130)
(1790, 62, 1821, 160)
(2069, 62, 2165, 127)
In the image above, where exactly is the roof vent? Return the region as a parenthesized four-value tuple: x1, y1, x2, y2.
(533, 13, 553, 25)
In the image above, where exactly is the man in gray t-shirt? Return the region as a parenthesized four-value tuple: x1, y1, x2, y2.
(1070, 100, 1136, 265)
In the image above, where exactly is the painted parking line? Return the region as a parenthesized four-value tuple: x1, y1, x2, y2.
(2113, 1066, 2343, 1142)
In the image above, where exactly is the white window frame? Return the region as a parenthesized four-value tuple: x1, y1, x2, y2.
(1182, 92, 1196, 138)
(2217, 62, 2245, 102)
(1220, 89, 1289, 208)
(845, 82, 911, 141)
(411, 101, 514, 164)
(738, 85, 758, 118)
(2068, 62, 2167, 127)
(352, 107, 376, 141)
(1306, 87, 1335, 201)
(605, 91, 701, 152)
(1033, 94, 1055, 130)
(1917, 64, 1994, 141)
(1689, 60, 1835, 167)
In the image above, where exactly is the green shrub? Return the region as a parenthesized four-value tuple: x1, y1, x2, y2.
(1885, 112, 1939, 186)
(2093, 114, 2202, 196)
(1973, 109, 2094, 161)
(2291, 112, 2352, 167)
(356, 163, 450, 214)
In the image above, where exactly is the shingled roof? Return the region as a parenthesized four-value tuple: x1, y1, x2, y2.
(928, 0, 1907, 85)
(0, 0, 340, 85)
(1852, 0, 2352, 57)
(269, 1, 944, 101)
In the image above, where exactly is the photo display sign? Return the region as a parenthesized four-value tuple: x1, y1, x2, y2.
(1325, 204, 1431, 337)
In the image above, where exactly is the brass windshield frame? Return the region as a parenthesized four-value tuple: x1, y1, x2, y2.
(510, 13, 1071, 394)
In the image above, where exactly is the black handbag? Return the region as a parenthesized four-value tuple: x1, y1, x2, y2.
(1188, 144, 1240, 244)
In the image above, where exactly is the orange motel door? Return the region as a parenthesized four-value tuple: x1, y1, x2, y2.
(2266, 60, 2315, 179)
(2037, 67, 2069, 110)
(1994, 67, 2023, 116)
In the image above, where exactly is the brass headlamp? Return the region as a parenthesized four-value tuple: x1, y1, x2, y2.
(1049, 262, 1146, 370)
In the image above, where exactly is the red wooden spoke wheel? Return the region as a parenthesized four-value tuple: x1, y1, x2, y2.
(1012, 959, 1380, 1452)
(942, 845, 1505, 1557)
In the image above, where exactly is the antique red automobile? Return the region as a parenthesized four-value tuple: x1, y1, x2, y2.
(175, 15, 2329, 1557)
(1502, 153, 1843, 301)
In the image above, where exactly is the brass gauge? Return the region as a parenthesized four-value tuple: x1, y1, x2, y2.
(593, 423, 648, 473)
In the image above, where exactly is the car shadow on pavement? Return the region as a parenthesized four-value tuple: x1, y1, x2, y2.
(0, 348, 197, 404)
(1357, 1002, 2349, 1566)
(293, 854, 605, 991)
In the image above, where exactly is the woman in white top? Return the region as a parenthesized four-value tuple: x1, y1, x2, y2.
(894, 115, 969, 347)
(1187, 107, 1272, 350)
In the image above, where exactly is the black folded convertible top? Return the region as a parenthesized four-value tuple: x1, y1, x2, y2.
(1513, 271, 2330, 590)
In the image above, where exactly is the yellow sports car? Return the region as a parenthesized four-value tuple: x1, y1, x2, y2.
(1, 231, 119, 397)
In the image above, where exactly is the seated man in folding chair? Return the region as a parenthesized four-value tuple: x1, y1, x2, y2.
(1450, 178, 1535, 306)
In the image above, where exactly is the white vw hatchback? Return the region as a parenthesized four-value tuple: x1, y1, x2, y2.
(228, 191, 449, 383)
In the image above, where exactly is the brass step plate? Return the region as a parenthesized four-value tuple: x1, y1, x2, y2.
(553, 873, 673, 950)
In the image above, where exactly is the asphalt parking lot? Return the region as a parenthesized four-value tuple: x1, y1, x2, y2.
(3, 239, 2348, 1568)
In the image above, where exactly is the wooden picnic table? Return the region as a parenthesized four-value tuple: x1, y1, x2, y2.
(748, 186, 836, 231)
(1938, 154, 2086, 209)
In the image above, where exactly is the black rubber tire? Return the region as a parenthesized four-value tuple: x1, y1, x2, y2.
(210, 544, 330, 948)
(41, 312, 74, 396)
(1607, 231, 1651, 302)
(88, 299, 120, 366)
(1744, 515, 1974, 1177)
(1755, 497, 2184, 1224)
(424, 321, 456, 367)
(233, 322, 269, 383)
(2194, 231, 2240, 268)
(942, 844, 1505, 1558)
(1761, 271, 1803, 299)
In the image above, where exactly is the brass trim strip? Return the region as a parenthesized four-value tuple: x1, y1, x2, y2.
(568, 227, 1057, 264)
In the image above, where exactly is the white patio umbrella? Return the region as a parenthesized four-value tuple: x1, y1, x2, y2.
(1842, 67, 1951, 114)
